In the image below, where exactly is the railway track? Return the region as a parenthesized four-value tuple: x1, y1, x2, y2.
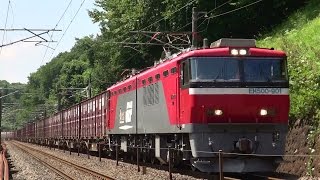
(244, 173, 295, 180)
(10, 141, 115, 180)
(219, 172, 294, 180)
(10, 141, 294, 180)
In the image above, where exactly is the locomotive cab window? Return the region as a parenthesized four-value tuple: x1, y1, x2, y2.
(190, 57, 240, 82)
(180, 60, 190, 87)
(189, 57, 288, 85)
(243, 58, 288, 82)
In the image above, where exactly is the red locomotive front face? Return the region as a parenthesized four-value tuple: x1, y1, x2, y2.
(179, 53, 289, 124)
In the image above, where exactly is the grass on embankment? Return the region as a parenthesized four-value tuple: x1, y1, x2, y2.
(257, 0, 320, 125)
(257, 0, 320, 176)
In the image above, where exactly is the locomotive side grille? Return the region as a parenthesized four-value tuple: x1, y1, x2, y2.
(154, 83, 159, 104)
(143, 87, 147, 106)
(149, 84, 154, 105)
(147, 85, 151, 105)
(147, 84, 152, 105)
(143, 83, 159, 106)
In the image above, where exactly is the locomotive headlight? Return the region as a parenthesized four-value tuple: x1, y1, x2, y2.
(239, 49, 247, 55)
(230, 49, 239, 55)
(260, 109, 268, 116)
(214, 109, 223, 116)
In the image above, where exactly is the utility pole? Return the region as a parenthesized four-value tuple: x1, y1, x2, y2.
(88, 74, 92, 98)
(192, 7, 208, 48)
(192, 7, 198, 48)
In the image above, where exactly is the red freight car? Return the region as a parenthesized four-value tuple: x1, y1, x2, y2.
(51, 113, 62, 144)
(95, 91, 107, 138)
(63, 104, 80, 140)
(35, 119, 45, 144)
(44, 117, 53, 143)
(80, 92, 108, 139)
(22, 126, 26, 141)
(80, 99, 89, 138)
(71, 105, 80, 139)
(62, 109, 69, 139)
(26, 122, 35, 142)
(15, 129, 22, 140)
(1, 132, 14, 140)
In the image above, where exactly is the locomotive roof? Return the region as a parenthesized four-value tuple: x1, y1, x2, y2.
(108, 45, 286, 90)
(210, 38, 256, 48)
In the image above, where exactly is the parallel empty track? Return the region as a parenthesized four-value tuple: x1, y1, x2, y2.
(10, 141, 115, 180)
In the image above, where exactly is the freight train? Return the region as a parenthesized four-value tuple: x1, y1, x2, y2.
(14, 38, 289, 173)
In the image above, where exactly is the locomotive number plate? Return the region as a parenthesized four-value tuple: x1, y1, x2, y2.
(249, 88, 282, 94)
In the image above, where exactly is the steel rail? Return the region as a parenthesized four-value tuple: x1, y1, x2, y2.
(12, 141, 291, 180)
(0, 150, 3, 180)
(13, 141, 115, 180)
(2, 144, 9, 180)
(3, 153, 9, 180)
(247, 173, 287, 180)
(11, 142, 73, 180)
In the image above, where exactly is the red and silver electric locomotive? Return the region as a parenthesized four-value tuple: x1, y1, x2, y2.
(107, 38, 289, 172)
(15, 38, 289, 173)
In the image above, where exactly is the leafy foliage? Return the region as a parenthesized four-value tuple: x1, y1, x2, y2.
(257, 0, 320, 126)
(0, 80, 26, 130)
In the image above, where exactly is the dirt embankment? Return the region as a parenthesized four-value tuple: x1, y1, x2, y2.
(312, 134, 320, 176)
(277, 123, 320, 177)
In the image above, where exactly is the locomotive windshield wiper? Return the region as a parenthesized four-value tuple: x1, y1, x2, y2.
(266, 76, 272, 82)
(212, 69, 223, 82)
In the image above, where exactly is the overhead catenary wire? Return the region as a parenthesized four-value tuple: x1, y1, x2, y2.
(208, 0, 263, 19)
(112, 0, 265, 90)
(28, 1, 264, 120)
(9, 0, 14, 29)
(176, 0, 233, 32)
(140, 0, 197, 32)
(177, 0, 263, 33)
(37, 0, 197, 66)
(0, 0, 11, 57)
(196, 0, 233, 30)
(130, 0, 233, 50)
(48, 0, 85, 62)
(120, 0, 233, 66)
(114, 0, 201, 67)
(104, 0, 197, 48)
(40, 0, 73, 66)
(6, 0, 15, 46)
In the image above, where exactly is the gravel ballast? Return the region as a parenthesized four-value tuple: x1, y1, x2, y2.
(6, 142, 63, 180)
(8, 140, 312, 180)
(7, 141, 200, 180)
